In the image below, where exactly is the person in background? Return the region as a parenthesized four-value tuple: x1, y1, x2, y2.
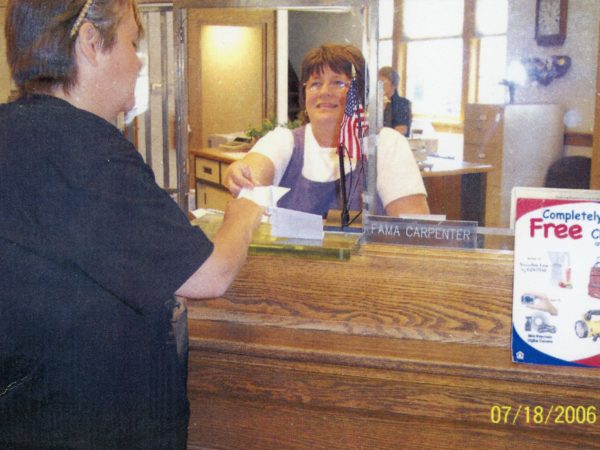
(378, 66, 412, 137)
(0, 0, 263, 448)
(225, 44, 429, 218)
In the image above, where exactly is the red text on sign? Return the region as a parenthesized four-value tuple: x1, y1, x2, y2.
(529, 218, 583, 239)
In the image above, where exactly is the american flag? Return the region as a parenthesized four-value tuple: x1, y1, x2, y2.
(338, 77, 366, 160)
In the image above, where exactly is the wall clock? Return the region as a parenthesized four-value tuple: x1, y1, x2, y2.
(535, 0, 568, 46)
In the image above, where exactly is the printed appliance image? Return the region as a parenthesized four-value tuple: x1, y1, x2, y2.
(575, 310, 600, 341)
(589, 258, 600, 299)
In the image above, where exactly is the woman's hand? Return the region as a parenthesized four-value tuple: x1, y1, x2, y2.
(224, 153, 276, 196)
(224, 160, 255, 196)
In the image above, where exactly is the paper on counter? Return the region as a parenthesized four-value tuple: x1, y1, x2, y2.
(238, 186, 290, 208)
(222, 185, 324, 240)
(269, 207, 324, 241)
(190, 208, 224, 219)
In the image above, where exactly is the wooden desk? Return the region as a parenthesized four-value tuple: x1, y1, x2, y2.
(190, 148, 245, 210)
(186, 245, 600, 449)
(192, 147, 247, 165)
(419, 157, 492, 178)
(420, 157, 492, 224)
(191, 148, 492, 223)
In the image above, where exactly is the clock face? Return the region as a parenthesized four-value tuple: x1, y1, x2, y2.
(535, 0, 566, 46)
(538, 0, 561, 35)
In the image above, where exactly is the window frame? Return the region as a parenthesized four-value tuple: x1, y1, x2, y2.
(392, 0, 507, 131)
(378, 0, 395, 67)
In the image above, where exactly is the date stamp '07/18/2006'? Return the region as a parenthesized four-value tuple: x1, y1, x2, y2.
(490, 405, 598, 426)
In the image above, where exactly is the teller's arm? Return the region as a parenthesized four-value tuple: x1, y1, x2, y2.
(223, 153, 276, 197)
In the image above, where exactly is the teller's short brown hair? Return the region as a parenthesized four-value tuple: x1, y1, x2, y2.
(298, 44, 367, 123)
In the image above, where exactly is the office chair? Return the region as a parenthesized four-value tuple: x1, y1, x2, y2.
(544, 156, 591, 189)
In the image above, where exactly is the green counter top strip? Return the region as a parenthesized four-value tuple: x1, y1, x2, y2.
(248, 242, 352, 260)
(191, 213, 359, 260)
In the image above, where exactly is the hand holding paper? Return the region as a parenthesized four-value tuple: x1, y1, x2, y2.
(238, 186, 290, 209)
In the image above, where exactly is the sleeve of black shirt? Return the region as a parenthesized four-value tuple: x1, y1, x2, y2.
(38, 129, 214, 313)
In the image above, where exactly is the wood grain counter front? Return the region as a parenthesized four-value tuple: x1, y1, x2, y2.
(185, 245, 600, 449)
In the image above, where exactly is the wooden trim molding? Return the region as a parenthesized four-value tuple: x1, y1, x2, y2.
(460, 0, 476, 124)
(564, 132, 593, 148)
(391, 0, 402, 74)
(592, 17, 600, 189)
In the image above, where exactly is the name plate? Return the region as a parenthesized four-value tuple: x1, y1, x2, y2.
(363, 216, 478, 248)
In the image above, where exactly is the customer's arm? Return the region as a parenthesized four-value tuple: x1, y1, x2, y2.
(224, 153, 275, 196)
(175, 198, 264, 298)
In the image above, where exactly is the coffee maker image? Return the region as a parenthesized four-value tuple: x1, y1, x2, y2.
(588, 258, 600, 299)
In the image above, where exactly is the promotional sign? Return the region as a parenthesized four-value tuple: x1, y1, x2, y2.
(512, 188, 600, 367)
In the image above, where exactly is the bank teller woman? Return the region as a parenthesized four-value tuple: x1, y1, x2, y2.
(225, 44, 429, 218)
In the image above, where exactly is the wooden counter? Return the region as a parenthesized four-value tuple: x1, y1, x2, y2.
(186, 244, 600, 449)
(191, 147, 492, 223)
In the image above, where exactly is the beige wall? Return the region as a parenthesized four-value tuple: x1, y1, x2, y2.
(199, 24, 264, 143)
(508, 0, 600, 134)
(288, 10, 362, 80)
(187, 8, 276, 149)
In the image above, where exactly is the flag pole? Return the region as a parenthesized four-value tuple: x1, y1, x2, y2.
(338, 64, 358, 229)
(338, 144, 350, 228)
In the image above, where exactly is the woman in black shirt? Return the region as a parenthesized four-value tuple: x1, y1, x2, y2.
(378, 66, 412, 137)
(0, 1, 263, 448)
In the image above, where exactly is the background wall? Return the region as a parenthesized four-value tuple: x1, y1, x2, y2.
(186, 8, 276, 149)
(507, 0, 599, 135)
(1, 1, 597, 138)
(288, 9, 363, 80)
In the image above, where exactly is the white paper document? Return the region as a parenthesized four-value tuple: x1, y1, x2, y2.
(238, 186, 290, 208)
(217, 185, 324, 240)
(269, 207, 324, 241)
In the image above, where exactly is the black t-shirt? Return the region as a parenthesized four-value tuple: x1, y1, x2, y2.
(383, 90, 412, 137)
(0, 95, 214, 448)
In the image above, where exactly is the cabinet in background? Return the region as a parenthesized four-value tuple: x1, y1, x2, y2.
(464, 104, 564, 227)
(194, 155, 233, 210)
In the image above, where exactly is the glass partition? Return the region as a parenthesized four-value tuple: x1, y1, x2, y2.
(173, 0, 381, 226)
(169, 0, 600, 249)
